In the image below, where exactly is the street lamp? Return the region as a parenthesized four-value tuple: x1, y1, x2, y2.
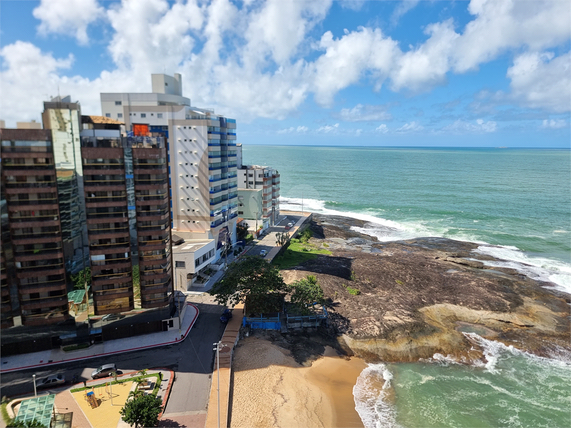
(32, 374, 37, 397)
(213, 341, 228, 428)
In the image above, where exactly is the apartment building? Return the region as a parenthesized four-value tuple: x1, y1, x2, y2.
(100, 74, 238, 270)
(81, 116, 172, 314)
(1, 129, 70, 326)
(41, 97, 89, 275)
(237, 165, 280, 229)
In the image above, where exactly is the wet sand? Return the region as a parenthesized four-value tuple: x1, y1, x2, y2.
(230, 336, 366, 428)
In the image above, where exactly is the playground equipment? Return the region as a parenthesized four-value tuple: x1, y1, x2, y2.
(85, 391, 98, 408)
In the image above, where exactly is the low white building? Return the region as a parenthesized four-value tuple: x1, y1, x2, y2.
(172, 234, 216, 291)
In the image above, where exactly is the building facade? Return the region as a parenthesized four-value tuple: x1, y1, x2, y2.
(100, 74, 238, 262)
(80, 116, 172, 314)
(237, 165, 280, 228)
(1, 129, 70, 326)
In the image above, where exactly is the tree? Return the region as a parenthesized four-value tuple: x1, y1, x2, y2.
(71, 267, 91, 290)
(209, 256, 288, 309)
(290, 275, 324, 314)
(236, 223, 248, 240)
(120, 394, 163, 428)
(299, 229, 313, 243)
(275, 231, 290, 246)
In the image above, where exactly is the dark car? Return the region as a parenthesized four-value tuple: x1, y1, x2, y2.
(37, 374, 65, 388)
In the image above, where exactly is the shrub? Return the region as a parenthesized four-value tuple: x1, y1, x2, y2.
(346, 287, 360, 296)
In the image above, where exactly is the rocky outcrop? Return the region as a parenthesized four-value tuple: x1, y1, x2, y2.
(281, 215, 571, 363)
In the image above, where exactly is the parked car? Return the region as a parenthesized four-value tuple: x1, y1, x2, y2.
(91, 363, 117, 379)
(259, 249, 267, 256)
(36, 374, 65, 389)
(220, 308, 233, 323)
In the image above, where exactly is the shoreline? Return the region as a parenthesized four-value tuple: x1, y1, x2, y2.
(284, 207, 571, 296)
(230, 334, 366, 428)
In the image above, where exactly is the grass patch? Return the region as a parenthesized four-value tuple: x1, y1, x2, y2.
(346, 287, 361, 296)
(70, 373, 160, 393)
(272, 241, 331, 270)
(2, 402, 10, 425)
(62, 343, 91, 352)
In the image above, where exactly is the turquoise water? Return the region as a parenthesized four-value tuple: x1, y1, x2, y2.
(242, 145, 571, 428)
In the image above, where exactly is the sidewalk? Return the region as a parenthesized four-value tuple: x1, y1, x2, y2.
(0, 303, 199, 374)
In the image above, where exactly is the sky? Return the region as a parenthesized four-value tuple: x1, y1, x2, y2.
(0, 0, 570, 147)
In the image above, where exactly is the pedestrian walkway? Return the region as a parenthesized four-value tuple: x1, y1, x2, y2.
(205, 303, 244, 428)
(0, 304, 199, 373)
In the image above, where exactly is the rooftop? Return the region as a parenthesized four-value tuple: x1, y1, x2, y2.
(82, 115, 124, 125)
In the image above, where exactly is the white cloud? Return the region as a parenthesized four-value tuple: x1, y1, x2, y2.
(277, 125, 309, 134)
(391, 0, 420, 26)
(441, 119, 497, 134)
(396, 121, 423, 133)
(453, 0, 571, 73)
(338, 104, 392, 122)
(339, 0, 366, 12)
(316, 123, 340, 133)
(507, 51, 571, 113)
(376, 124, 389, 133)
(33, 0, 104, 45)
(243, 0, 332, 65)
(541, 119, 568, 129)
(312, 27, 399, 106)
(391, 19, 458, 92)
(107, 0, 204, 73)
(3, 0, 571, 127)
(0, 42, 75, 122)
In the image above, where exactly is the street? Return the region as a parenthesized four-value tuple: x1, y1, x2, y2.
(0, 299, 226, 420)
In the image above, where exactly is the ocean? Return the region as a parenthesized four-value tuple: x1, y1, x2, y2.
(242, 145, 571, 428)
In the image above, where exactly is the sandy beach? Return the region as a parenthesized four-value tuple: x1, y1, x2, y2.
(230, 335, 366, 428)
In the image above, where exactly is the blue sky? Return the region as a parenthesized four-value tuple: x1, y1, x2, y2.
(1, 0, 570, 147)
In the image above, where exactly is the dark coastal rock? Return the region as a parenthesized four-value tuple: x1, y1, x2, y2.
(281, 214, 571, 363)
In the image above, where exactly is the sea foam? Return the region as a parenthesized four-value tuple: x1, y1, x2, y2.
(353, 363, 399, 428)
(280, 196, 571, 296)
(473, 245, 571, 295)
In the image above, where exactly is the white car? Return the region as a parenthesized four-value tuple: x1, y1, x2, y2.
(259, 249, 267, 256)
(37, 374, 65, 389)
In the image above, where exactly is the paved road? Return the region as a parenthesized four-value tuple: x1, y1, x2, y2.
(0, 297, 226, 419)
(243, 214, 302, 257)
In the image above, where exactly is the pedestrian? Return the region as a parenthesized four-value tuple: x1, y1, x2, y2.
(83, 380, 87, 388)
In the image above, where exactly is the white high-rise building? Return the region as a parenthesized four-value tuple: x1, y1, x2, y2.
(100, 74, 238, 263)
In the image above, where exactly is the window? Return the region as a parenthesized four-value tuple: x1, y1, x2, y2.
(141, 113, 147, 118)
(117, 113, 123, 118)
(157, 113, 163, 119)
(105, 113, 111, 118)
(175, 261, 185, 268)
(115, 101, 122, 106)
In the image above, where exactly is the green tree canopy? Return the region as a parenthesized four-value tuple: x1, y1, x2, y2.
(209, 256, 287, 309)
(290, 275, 324, 314)
(120, 394, 163, 428)
(71, 267, 91, 290)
